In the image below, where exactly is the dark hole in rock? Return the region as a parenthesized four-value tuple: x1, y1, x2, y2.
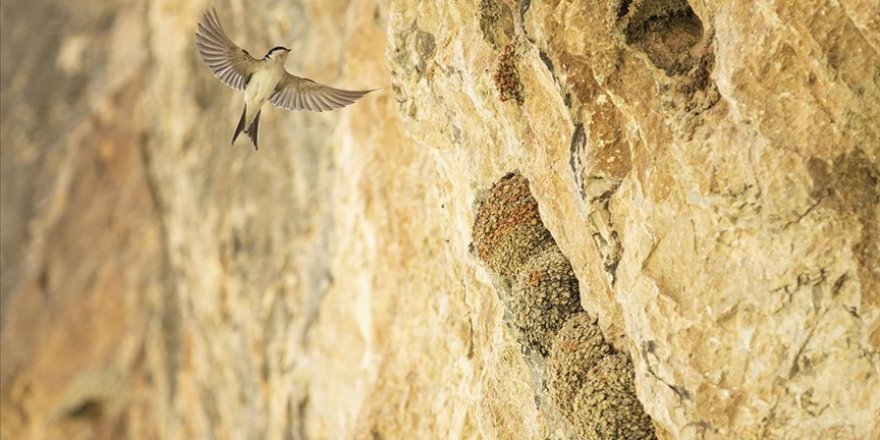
(618, 0, 634, 19)
(65, 399, 104, 421)
(623, 0, 706, 76)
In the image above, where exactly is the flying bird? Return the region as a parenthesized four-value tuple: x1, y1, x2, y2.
(195, 8, 373, 149)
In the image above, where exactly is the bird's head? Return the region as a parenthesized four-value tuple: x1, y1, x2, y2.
(264, 46, 291, 63)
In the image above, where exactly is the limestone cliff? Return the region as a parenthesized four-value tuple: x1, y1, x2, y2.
(1, 0, 877, 439)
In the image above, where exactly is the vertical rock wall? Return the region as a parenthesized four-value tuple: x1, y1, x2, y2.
(1, 0, 878, 439)
(386, 0, 879, 437)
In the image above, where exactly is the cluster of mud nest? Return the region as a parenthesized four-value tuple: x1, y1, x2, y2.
(549, 313, 656, 439)
(473, 172, 655, 439)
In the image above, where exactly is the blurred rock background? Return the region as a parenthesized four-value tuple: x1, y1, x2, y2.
(0, 0, 877, 439)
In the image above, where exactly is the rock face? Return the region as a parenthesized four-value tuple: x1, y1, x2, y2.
(472, 172, 656, 438)
(1, 0, 878, 439)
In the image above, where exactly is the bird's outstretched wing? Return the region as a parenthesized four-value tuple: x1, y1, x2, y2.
(269, 74, 373, 112)
(195, 8, 260, 91)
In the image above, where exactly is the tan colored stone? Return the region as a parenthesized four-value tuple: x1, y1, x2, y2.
(2, 0, 877, 438)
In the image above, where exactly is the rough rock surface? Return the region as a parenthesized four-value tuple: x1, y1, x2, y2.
(2, 0, 878, 439)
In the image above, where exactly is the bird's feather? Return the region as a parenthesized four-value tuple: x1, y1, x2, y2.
(246, 110, 261, 150)
(231, 107, 247, 145)
(268, 74, 373, 112)
(195, 8, 260, 91)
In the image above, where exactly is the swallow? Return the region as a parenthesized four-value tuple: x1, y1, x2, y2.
(195, 8, 373, 149)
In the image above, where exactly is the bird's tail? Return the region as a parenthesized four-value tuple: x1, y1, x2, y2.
(231, 107, 247, 145)
(245, 110, 260, 150)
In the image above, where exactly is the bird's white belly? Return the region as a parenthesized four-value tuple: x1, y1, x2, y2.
(244, 66, 283, 117)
